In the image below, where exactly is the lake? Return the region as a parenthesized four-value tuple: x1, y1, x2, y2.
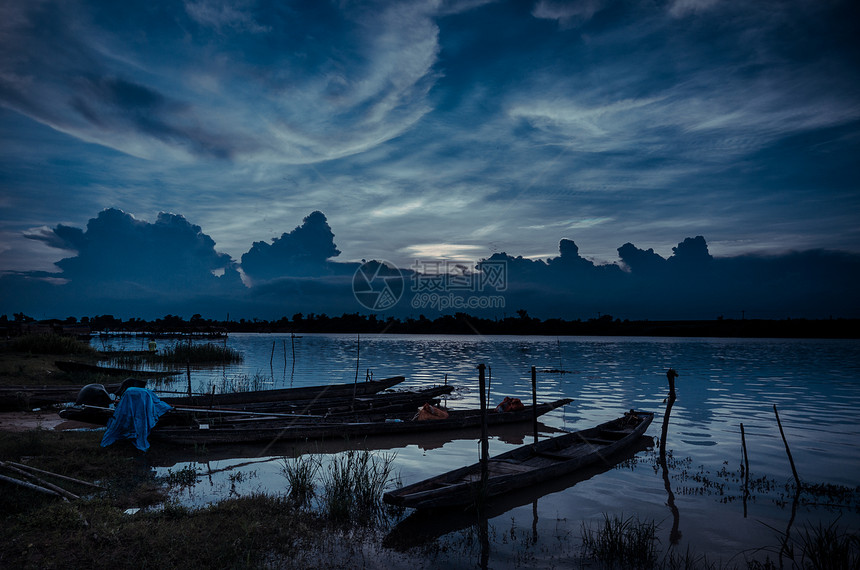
(96, 333, 860, 567)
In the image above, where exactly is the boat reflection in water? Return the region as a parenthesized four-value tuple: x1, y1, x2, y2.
(149, 421, 563, 469)
(384, 434, 654, 552)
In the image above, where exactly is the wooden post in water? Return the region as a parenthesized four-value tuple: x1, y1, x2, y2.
(478, 363, 488, 494)
(486, 366, 492, 409)
(660, 368, 681, 545)
(352, 334, 360, 408)
(290, 333, 296, 366)
(270, 340, 275, 367)
(532, 365, 538, 444)
(773, 404, 800, 488)
(186, 338, 192, 398)
(740, 422, 750, 517)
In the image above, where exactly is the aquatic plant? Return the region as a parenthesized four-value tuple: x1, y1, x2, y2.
(319, 449, 397, 524)
(207, 370, 270, 394)
(157, 342, 243, 364)
(6, 333, 97, 356)
(281, 454, 321, 507)
(580, 513, 659, 568)
(160, 465, 199, 487)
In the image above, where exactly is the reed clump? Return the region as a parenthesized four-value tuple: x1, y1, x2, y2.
(5, 333, 97, 356)
(580, 513, 659, 568)
(281, 454, 321, 507)
(207, 371, 269, 394)
(151, 342, 243, 364)
(320, 449, 397, 524)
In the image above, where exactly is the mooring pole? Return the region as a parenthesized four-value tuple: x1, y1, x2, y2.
(290, 333, 296, 366)
(352, 334, 360, 408)
(478, 363, 488, 493)
(773, 404, 800, 489)
(532, 365, 538, 444)
(740, 422, 750, 518)
(487, 366, 492, 409)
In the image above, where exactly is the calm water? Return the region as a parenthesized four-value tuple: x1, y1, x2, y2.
(97, 333, 860, 566)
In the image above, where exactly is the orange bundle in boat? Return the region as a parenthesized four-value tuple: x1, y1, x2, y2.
(413, 403, 449, 421)
(495, 396, 525, 412)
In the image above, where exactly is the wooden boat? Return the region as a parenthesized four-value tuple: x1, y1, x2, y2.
(150, 399, 574, 445)
(383, 434, 653, 550)
(58, 385, 453, 425)
(196, 384, 455, 415)
(55, 360, 180, 378)
(160, 375, 405, 406)
(383, 410, 653, 510)
(0, 382, 129, 411)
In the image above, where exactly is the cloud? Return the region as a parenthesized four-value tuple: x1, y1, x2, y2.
(240, 211, 342, 282)
(26, 208, 243, 297)
(532, 0, 610, 27)
(3, 209, 859, 320)
(0, 0, 444, 163)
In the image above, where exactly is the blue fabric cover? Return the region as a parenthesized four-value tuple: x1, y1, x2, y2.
(100, 387, 172, 451)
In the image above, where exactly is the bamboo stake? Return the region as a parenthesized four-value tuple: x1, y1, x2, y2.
(291, 333, 296, 365)
(773, 404, 801, 488)
(352, 334, 360, 409)
(740, 422, 750, 517)
(4, 461, 104, 489)
(478, 363, 488, 493)
(0, 461, 79, 500)
(532, 365, 538, 445)
(0, 473, 67, 499)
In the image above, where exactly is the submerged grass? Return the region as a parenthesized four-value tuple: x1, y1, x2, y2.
(281, 454, 321, 507)
(110, 342, 243, 367)
(320, 449, 397, 524)
(207, 370, 270, 394)
(580, 513, 659, 569)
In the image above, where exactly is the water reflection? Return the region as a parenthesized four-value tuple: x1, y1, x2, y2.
(98, 334, 860, 562)
(383, 436, 653, 551)
(659, 369, 681, 545)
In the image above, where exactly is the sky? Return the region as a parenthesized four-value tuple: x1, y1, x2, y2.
(1, 0, 859, 321)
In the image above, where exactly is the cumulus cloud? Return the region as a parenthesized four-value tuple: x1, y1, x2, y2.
(240, 211, 342, 282)
(3, 209, 860, 319)
(26, 208, 243, 297)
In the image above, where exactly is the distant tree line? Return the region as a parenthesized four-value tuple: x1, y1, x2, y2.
(2, 312, 858, 339)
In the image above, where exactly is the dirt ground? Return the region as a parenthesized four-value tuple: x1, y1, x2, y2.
(0, 410, 101, 433)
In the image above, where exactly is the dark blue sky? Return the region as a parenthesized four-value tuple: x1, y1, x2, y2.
(1, 1, 859, 319)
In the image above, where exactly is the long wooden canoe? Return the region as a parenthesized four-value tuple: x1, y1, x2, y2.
(150, 398, 573, 445)
(383, 410, 653, 510)
(57, 385, 454, 425)
(160, 375, 405, 407)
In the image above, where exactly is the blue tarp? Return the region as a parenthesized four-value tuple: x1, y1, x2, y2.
(100, 387, 172, 451)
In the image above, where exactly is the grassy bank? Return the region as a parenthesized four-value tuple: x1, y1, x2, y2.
(0, 429, 395, 569)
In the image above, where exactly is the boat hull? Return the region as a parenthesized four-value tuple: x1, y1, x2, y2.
(150, 398, 573, 445)
(383, 410, 653, 509)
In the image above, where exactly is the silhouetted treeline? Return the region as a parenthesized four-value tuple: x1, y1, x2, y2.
(3, 312, 859, 339)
